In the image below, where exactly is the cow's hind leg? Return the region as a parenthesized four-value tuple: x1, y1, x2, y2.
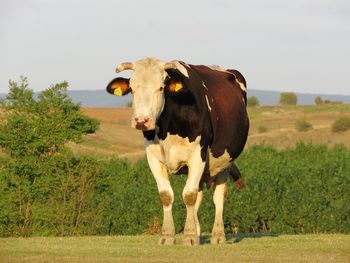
(211, 172, 228, 244)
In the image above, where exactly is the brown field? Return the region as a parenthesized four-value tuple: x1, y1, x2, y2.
(71, 105, 350, 161)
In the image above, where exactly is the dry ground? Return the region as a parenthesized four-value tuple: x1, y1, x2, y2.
(1, 234, 349, 263)
(71, 105, 350, 161)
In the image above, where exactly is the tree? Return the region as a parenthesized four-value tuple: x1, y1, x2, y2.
(0, 77, 99, 157)
(0, 77, 100, 236)
(315, 96, 323, 105)
(247, 96, 260, 107)
(279, 92, 298, 106)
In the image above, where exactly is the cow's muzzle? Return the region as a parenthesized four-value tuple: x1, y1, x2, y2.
(132, 117, 153, 131)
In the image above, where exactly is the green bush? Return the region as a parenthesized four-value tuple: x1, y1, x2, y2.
(315, 96, 323, 105)
(247, 96, 260, 107)
(295, 117, 313, 132)
(331, 116, 350, 132)
(1, 143, 350, 236)
(233, 143, 350, 234)
(0, 77, 100, 237)
(279, 92, 298, 106)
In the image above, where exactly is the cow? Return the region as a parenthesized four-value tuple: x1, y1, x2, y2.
(106, 57, 249, 245)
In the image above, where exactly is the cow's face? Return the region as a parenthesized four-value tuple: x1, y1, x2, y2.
(107, 58, 185, 131)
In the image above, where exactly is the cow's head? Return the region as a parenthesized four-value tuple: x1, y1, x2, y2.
(106, 58, 188, 131)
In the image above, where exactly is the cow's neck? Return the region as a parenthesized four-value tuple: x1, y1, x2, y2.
(157, 95, 204, 142)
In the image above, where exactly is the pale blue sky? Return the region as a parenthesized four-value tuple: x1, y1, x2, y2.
(0, 0, 349, 95)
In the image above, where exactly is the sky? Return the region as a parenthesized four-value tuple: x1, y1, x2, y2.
(0, 0, 349, 95)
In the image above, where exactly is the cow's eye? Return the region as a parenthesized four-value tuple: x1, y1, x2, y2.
(159, 87, 164, 91)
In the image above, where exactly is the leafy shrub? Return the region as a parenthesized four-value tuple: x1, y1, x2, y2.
(1, 143, 350, 237)
(232, 143, 350, 234)
(0, 77, 100, 237)
(258, 126, 268, 133)
(331, 116, 350, 132)
(247, 96, 260, 107)
(144, 217, 162, 235)
(279, 92, 298, 106)
(315, 96, 323, 105)
(295, 117, 312, 132)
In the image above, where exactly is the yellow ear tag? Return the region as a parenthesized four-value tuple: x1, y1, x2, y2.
(174, 82, 183, 92)
(114, 87, 123, 96)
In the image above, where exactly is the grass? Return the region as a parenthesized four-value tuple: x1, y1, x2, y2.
(1, 234, 349, 263)
(302, 104, 350, 113)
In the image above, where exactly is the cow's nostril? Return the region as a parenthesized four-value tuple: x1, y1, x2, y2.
(135, 117, 150, 124)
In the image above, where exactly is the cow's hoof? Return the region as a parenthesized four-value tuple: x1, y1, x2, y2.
(159, 236, 175, 245)
(210, 235, 226, 244)
(183, 235, 200, 246)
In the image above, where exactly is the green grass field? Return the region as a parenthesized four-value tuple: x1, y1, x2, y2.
(1, 234, 349, 263)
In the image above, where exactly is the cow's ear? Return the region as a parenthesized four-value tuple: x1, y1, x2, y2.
(106, 77, 130, 96)
(165, 78, 185, 94)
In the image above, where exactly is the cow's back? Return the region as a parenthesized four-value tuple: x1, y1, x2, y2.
(190, 65, 249, 161)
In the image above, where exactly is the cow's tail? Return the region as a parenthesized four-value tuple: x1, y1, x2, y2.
(230, 163, 245, 190)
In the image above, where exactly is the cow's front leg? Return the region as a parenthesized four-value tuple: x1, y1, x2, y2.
(194, 189, 203, 238)
(146, 146, 175, 245)
(182, 147, 206, 246)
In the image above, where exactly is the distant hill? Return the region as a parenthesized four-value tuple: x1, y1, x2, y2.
(1, 89, 350, 107)
(67, 90, 131, 107)
(247, 90, 350, 106)
(0, 90, 131, 107)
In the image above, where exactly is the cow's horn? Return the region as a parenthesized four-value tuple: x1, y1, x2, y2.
(116, 62, 134, 73)
(164, 62, 177, 70)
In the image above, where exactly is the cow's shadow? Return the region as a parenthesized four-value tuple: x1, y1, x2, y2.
(200, 232, 279, 244)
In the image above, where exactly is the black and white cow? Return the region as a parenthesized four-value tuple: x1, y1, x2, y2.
(106, 58, 249, 245)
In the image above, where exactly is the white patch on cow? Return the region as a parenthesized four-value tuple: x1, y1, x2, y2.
(205, 95, 212, 112)
(169, 60, 189, 78)
(181, 61, 191, 68)
(202, 81, 208, 90)
(144, 137, 164, 163)
(160, 133, 201, 174)
(128, 58, 168, 130)
(236, 79, 247, 92)
(145, 140, 174, 213)
(208, 64, 228, 73)
(183, 141, 206, 194)
(208, 149, 232, 177)
(208, 64, 247, 93)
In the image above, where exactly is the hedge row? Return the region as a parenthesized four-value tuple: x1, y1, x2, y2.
(0, 143, 349, 237)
